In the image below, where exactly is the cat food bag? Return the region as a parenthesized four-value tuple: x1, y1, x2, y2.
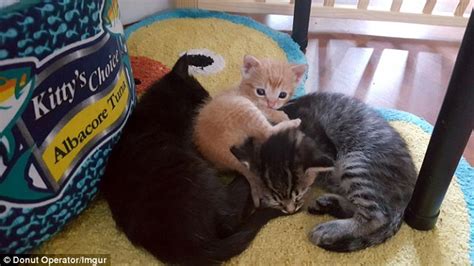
(0, 0, 135, 253)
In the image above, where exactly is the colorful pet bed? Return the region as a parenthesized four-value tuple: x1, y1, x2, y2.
(33, 9, 473, 264)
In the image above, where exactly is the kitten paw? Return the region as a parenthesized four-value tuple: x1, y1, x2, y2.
(273, 110, 290, 122)
(252, 195, 261, 208)
(290, 118, 301, 128)
(263, 109, 289, 123)
(308, 219, 360, 252)
(309, 220, 348, 247)
(271, 118, 301, 134)
(250, 187, 262, 208)
(308, 195, 339, 215)
(308, 194, 355, 218)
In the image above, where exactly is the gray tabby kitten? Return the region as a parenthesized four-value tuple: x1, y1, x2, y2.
(232, 92, 417, 252)
(231, 129, 336, 214)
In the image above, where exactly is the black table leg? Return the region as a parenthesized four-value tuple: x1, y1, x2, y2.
(404, 11, 474, 230)
(291, 0, 311, 51)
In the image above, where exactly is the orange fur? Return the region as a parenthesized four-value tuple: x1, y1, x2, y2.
(193, 55, 307, 206)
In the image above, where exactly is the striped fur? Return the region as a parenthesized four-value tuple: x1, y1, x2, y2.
(231, 129, 336, 214)
(282, 92, 417, 252)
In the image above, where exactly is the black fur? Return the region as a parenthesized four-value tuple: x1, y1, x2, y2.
(101, 55, 282, 265)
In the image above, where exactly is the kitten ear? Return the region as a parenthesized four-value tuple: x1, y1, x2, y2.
(303, 133, 335, 169)
(309, 153, 335, 168)
(290, 64, 307, 84)
(242, 55, 261, 77)
(230, 138, 256, 169)
(302, 155, 335, 187)
(172, 54, 190, 77)
(297, 136, 335, 187)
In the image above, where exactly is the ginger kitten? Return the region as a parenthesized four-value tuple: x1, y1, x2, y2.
(193, 55, 307, 207)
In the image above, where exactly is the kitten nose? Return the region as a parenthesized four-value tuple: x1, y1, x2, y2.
(267, 100, 277, 108)
(285, 202, 296, 214)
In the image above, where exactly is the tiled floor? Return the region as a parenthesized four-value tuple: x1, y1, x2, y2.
(248, 13, 473, 164)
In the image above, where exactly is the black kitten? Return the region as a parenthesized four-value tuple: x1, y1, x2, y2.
(101, 55, 281, 265)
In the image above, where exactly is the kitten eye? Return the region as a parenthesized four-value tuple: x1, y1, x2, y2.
(278, 91, 288, 99)
(256, 88, 266, 96)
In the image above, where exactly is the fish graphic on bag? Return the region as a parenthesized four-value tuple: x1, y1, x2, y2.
(0, 67, 33, 162)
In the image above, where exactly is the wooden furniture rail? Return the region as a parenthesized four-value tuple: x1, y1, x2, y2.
(176, 0, 470, 27)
